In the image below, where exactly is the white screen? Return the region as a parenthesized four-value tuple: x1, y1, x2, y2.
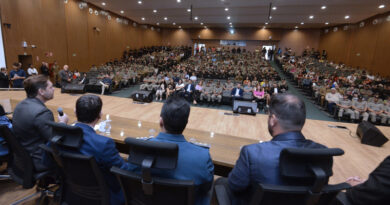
(0, 17, 7, 68)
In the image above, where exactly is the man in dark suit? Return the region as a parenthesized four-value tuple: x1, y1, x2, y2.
(13, 75, 68, 171)
(216, 94, 326, 204)
(40, 62, 50, 76)
(231, 83, 244, 102)
(0, 67, 9, 88)
(128, 96, 214, 205)
(336, 156, 390, 204)
(73, 95, 131, 205)
(184, 79, 195, 103)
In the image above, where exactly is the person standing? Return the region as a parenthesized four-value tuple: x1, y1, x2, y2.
(0, 68, 9, 88)
(58, 65, 71, 92)
(40, 62, 49, 76)
(10, 62, 26, 88)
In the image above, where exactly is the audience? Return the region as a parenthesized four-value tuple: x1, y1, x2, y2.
(215, 93, 327, 204)
(0, 104, 12, 157)
(128, 96, 214, 205)
(12, 75, 68, 171)
(73, 94, 131, 205)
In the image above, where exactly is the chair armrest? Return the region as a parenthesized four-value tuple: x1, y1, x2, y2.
(215, 184, 232, 205)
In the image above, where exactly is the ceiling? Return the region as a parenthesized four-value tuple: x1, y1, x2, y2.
(86, 0, 390, 29)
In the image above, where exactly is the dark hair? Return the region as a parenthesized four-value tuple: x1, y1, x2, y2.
(269, 94, 306, 131)
(0, 104, 5, 116)
(76, 95, 102, 123)
(12, 62, 19, 67)
(23, 75, 49, 98)
(160, 95, 190, 134)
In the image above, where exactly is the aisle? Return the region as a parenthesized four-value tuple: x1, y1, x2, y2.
(270, 61, 335, 121)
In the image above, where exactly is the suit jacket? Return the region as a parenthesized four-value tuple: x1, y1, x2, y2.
(13, 98, 54, 171)
(184, 83, 195, 93)
(231, 88, 244, 97)
(228, 131, 326, 204)
(346, 156, 390, 204)
(0, 72, 9, 88)
(75, 123, 131, 205)
(128, 132, 214, 205)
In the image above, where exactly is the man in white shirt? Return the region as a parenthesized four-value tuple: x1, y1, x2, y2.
(27, 64, 38, 76)
(325, 88, 342, 114)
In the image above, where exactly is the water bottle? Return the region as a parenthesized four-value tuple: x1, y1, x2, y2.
(105, 120, 111, 135)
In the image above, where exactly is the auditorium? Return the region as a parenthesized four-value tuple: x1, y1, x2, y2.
(0, 0, 390, 204)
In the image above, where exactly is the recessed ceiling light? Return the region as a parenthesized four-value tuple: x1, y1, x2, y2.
(194, 16, 199, 20)
(164, 17, 168, 20)
(137, 1, 142, 5)
(200, 22, 204, 25)
(321, 6, 327, 10)
(156, 22, 160, 25)
(379, 5, 385, 9)
(230, 25, 233, 28)
(272, 7, 277, 10)
(265, 22, 269, 25)
(101, 2, 106, 6)
(120, 10, 124, 14)
(309, 15, 314, 19)
(295, 26, 298, 29)
(177, 0, 181, 3)
(345, 15, 350, 19)
(325, 22, 329, 25)
(269, 16, 272, 19)
(187, 9, 191, 12)
(225, 8, 229, 11)
(300, 22, 304, 25)
(227, 16, 231, 20)
(229, 22, 232, 25)
(173, 22, 176, 25)
(153, 10, 157, 13)
(141, 17, 145, 21)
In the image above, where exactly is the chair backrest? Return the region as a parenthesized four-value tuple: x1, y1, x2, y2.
(59, 152, 110, 205)
(0, 125, 35, 188)
(46, 122, 110, 205)
(112, 137, 195, 205)
(250, 148, 348, 205)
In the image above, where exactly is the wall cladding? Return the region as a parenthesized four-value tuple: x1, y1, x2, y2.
(0, 0, 162, 72)
(319, 12, 390, 76)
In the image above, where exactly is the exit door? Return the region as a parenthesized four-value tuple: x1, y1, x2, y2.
(18, 55, 33, 70)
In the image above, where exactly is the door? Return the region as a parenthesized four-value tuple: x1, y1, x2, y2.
(18, 55, 33, 70)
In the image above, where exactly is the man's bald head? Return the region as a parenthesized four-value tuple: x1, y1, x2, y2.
(268, 94, 306, 132)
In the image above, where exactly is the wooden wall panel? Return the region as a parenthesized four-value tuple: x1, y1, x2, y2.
(162, 28, 320, 54)
(0, 0, 162, 72)
(319, 12, 390, 76)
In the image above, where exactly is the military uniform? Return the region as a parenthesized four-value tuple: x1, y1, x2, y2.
(224, 82, 234, 91)
(212, 86, 223, 103)
(201, 85, 213, 102)
(367, 101, 385, 123)
(140, 77, 150, 90)
(338, 98, 355, 119)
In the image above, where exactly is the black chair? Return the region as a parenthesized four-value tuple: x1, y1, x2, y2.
(111, 137, 195, 205)
(0, 125, 55, 204)
(44, 121, 110, 205)
(215, 148, 351, 205)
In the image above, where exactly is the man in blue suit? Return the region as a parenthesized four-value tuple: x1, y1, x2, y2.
(231, 83, 244, 102)
(128, 96, 214, 205)
(184, 79, 195, 103)
(216, 94, 326, 204)
(74, 95, 131, 205)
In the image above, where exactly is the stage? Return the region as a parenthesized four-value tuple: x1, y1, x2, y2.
(1, 88, 390, 184)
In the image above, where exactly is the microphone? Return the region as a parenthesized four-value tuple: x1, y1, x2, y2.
(57, 107, 64, 116)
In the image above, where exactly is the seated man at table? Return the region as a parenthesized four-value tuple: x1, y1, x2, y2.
(128, 96, 214, 205)
(337, 155, 390, 205)
(216, 94, 327, 205)
(74, 94, 131, 205)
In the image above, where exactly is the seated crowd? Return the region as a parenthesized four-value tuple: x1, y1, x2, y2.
(279, 50, 390, 125)
(2, 74, 389, 204)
